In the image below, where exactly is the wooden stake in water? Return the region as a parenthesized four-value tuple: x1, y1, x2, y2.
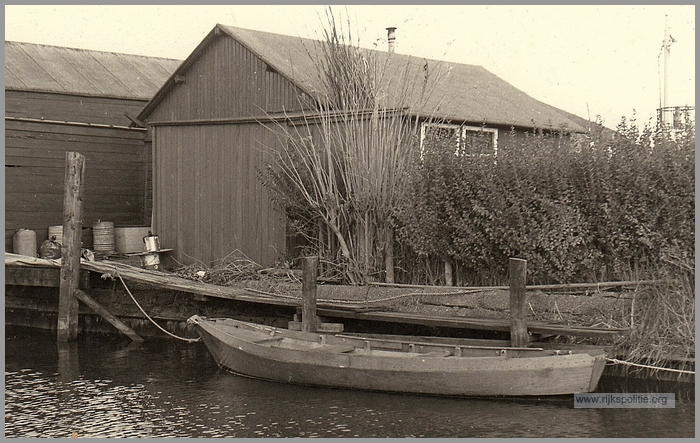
(58, 151, 85, 342)
(301, 256, 319, 333)
(509, 258, 529, 347)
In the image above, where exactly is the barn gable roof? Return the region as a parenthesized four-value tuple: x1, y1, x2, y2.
(5, 41, 183, 101)
(138, 24, 591, 132)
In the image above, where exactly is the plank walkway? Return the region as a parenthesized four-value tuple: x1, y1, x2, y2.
(5, 253, 629, 339)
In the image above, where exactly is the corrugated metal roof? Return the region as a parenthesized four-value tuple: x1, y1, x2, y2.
(5, 41, 183, 100)
(139, 25, 591, 132)
(218, 26, 589, 132)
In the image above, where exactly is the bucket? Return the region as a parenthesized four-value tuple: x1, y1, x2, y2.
(93, 221, 115, 253)
(48, 225, 64, 245)
(142, 252, 160, 270)
(13, 229, 37, 257)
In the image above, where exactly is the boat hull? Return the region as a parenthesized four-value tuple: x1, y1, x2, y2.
(192, 316, 607, 397)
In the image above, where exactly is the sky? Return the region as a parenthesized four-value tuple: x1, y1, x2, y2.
(4, 4, 695, 129)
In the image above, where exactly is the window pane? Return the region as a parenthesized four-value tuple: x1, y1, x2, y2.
(425, 125, 459, 141)
(463, 130, 494, 156)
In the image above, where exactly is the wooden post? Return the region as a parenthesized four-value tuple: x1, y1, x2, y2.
(385, 228, 395, 284)
(509, 258, 529, 347)
(301, 256, 319, 333)
(444, 260, 453, 286)
(58, 152, 85, 342)
(57, 341, 80, 383)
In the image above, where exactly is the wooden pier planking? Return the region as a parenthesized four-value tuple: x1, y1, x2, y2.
(5, 254, 629, 339)
(6, 265, 90, 289)
(311, 309, 625, 339)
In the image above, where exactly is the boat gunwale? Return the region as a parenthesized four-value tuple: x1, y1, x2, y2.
(193, 316, 604, 371)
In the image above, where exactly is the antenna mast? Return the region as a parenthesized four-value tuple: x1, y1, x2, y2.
(660, 15, 675, 125)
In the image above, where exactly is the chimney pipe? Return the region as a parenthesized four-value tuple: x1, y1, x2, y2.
(386, 27, 396, 53)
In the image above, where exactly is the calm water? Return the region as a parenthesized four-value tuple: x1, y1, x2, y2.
(5, 326, 695, 438)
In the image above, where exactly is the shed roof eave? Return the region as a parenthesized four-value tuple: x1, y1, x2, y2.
(409, 111, 588, 134)
(5, 86, 152, 102)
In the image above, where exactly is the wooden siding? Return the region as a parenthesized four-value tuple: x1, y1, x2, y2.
(5, 90, 148, 126)
(5, 119, 150, 251)
(152, 123, 285, 267)
(146, 35, 307, 123)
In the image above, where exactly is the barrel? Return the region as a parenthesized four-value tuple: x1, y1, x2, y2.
(93, 221, 115, 253)
(48, 225, 64, 245)
(13, 229, 37, 257)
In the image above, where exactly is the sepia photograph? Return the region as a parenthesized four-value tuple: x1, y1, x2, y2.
(4, 4, 695, 438)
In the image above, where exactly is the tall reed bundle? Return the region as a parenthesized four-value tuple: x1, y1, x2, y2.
(260, 7, 446, 284)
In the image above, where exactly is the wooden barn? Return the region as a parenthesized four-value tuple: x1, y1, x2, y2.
(137, 24, 592, 268)
(5, 41, 182, 252)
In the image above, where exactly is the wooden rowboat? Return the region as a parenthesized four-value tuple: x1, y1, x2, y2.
(187, 315, 607, 397)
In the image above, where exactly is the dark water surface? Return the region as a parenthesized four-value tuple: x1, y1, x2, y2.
(5, 326, 695, 438)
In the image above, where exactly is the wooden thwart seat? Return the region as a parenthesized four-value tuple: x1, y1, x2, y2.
(311, 344, 356, 354)
(414, 349, 453, 358)
(254, 336, 284, 345)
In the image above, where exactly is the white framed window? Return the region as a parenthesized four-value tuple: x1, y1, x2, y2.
(420, 122, 498, 157)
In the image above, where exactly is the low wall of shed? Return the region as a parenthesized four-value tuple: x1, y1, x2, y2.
(5, 118, 151, 252)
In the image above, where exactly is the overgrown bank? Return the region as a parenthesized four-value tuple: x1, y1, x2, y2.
(256, 9, 694, 373)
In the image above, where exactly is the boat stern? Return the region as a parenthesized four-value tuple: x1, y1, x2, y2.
(587, 354, 608, 392)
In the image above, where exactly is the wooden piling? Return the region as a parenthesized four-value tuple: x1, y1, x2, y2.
(509, 258, 529, 347)
(301, 256, 319, 333)
(444, 260, 453, 286)
(58, 151, 85, 342)
(57, 341, 80, 383)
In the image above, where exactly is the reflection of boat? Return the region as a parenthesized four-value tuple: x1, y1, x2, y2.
(188, 316, 607, 397)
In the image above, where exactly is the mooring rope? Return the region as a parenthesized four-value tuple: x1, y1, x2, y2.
(113, 270, 200, 343)
(243, 287, 484, 305)
(606, 357, 695, 375)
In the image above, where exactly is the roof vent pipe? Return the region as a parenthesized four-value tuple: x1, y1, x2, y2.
(386, 27, 396, 53)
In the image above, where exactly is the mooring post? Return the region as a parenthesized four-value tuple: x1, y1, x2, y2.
(57, 341, 80, 383)
(301, 256, 319, 333)
(509, 257, 529, 347)
(58, 151, 85, 342)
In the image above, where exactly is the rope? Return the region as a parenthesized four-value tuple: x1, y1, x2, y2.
(113, 270, 200, 343)
(243, 287, 484, 305)
(606, 357, 695, 375)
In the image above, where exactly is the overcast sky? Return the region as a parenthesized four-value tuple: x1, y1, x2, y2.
(5, 4, 695, 129)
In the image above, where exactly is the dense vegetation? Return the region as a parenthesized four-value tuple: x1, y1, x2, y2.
(394, 118, 694, 286)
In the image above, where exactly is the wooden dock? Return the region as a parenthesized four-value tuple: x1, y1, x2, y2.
(5, 253, 628, 340)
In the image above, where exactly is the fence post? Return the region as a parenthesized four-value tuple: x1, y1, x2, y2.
(509, 258, 529, 347)
(302, 256, 319, 333)
(58, 151, 85, 342)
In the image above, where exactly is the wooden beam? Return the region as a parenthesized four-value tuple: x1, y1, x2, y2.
(509, 258, 529, 347)
(73, 289, 144, 342)
(368, 279, 661, 291)
(58, 151, 85, 342)
(301, 256, 319, 333)
(288, 321, 344, 333)
(5, 266, 90, 289)
(314, 308, 628, 338)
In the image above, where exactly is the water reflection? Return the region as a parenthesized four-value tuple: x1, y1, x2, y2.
(5, 327, 695, 438)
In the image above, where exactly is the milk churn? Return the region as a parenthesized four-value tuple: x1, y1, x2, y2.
(13, 229, 37, 257)
(143, 231, 161, 252)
